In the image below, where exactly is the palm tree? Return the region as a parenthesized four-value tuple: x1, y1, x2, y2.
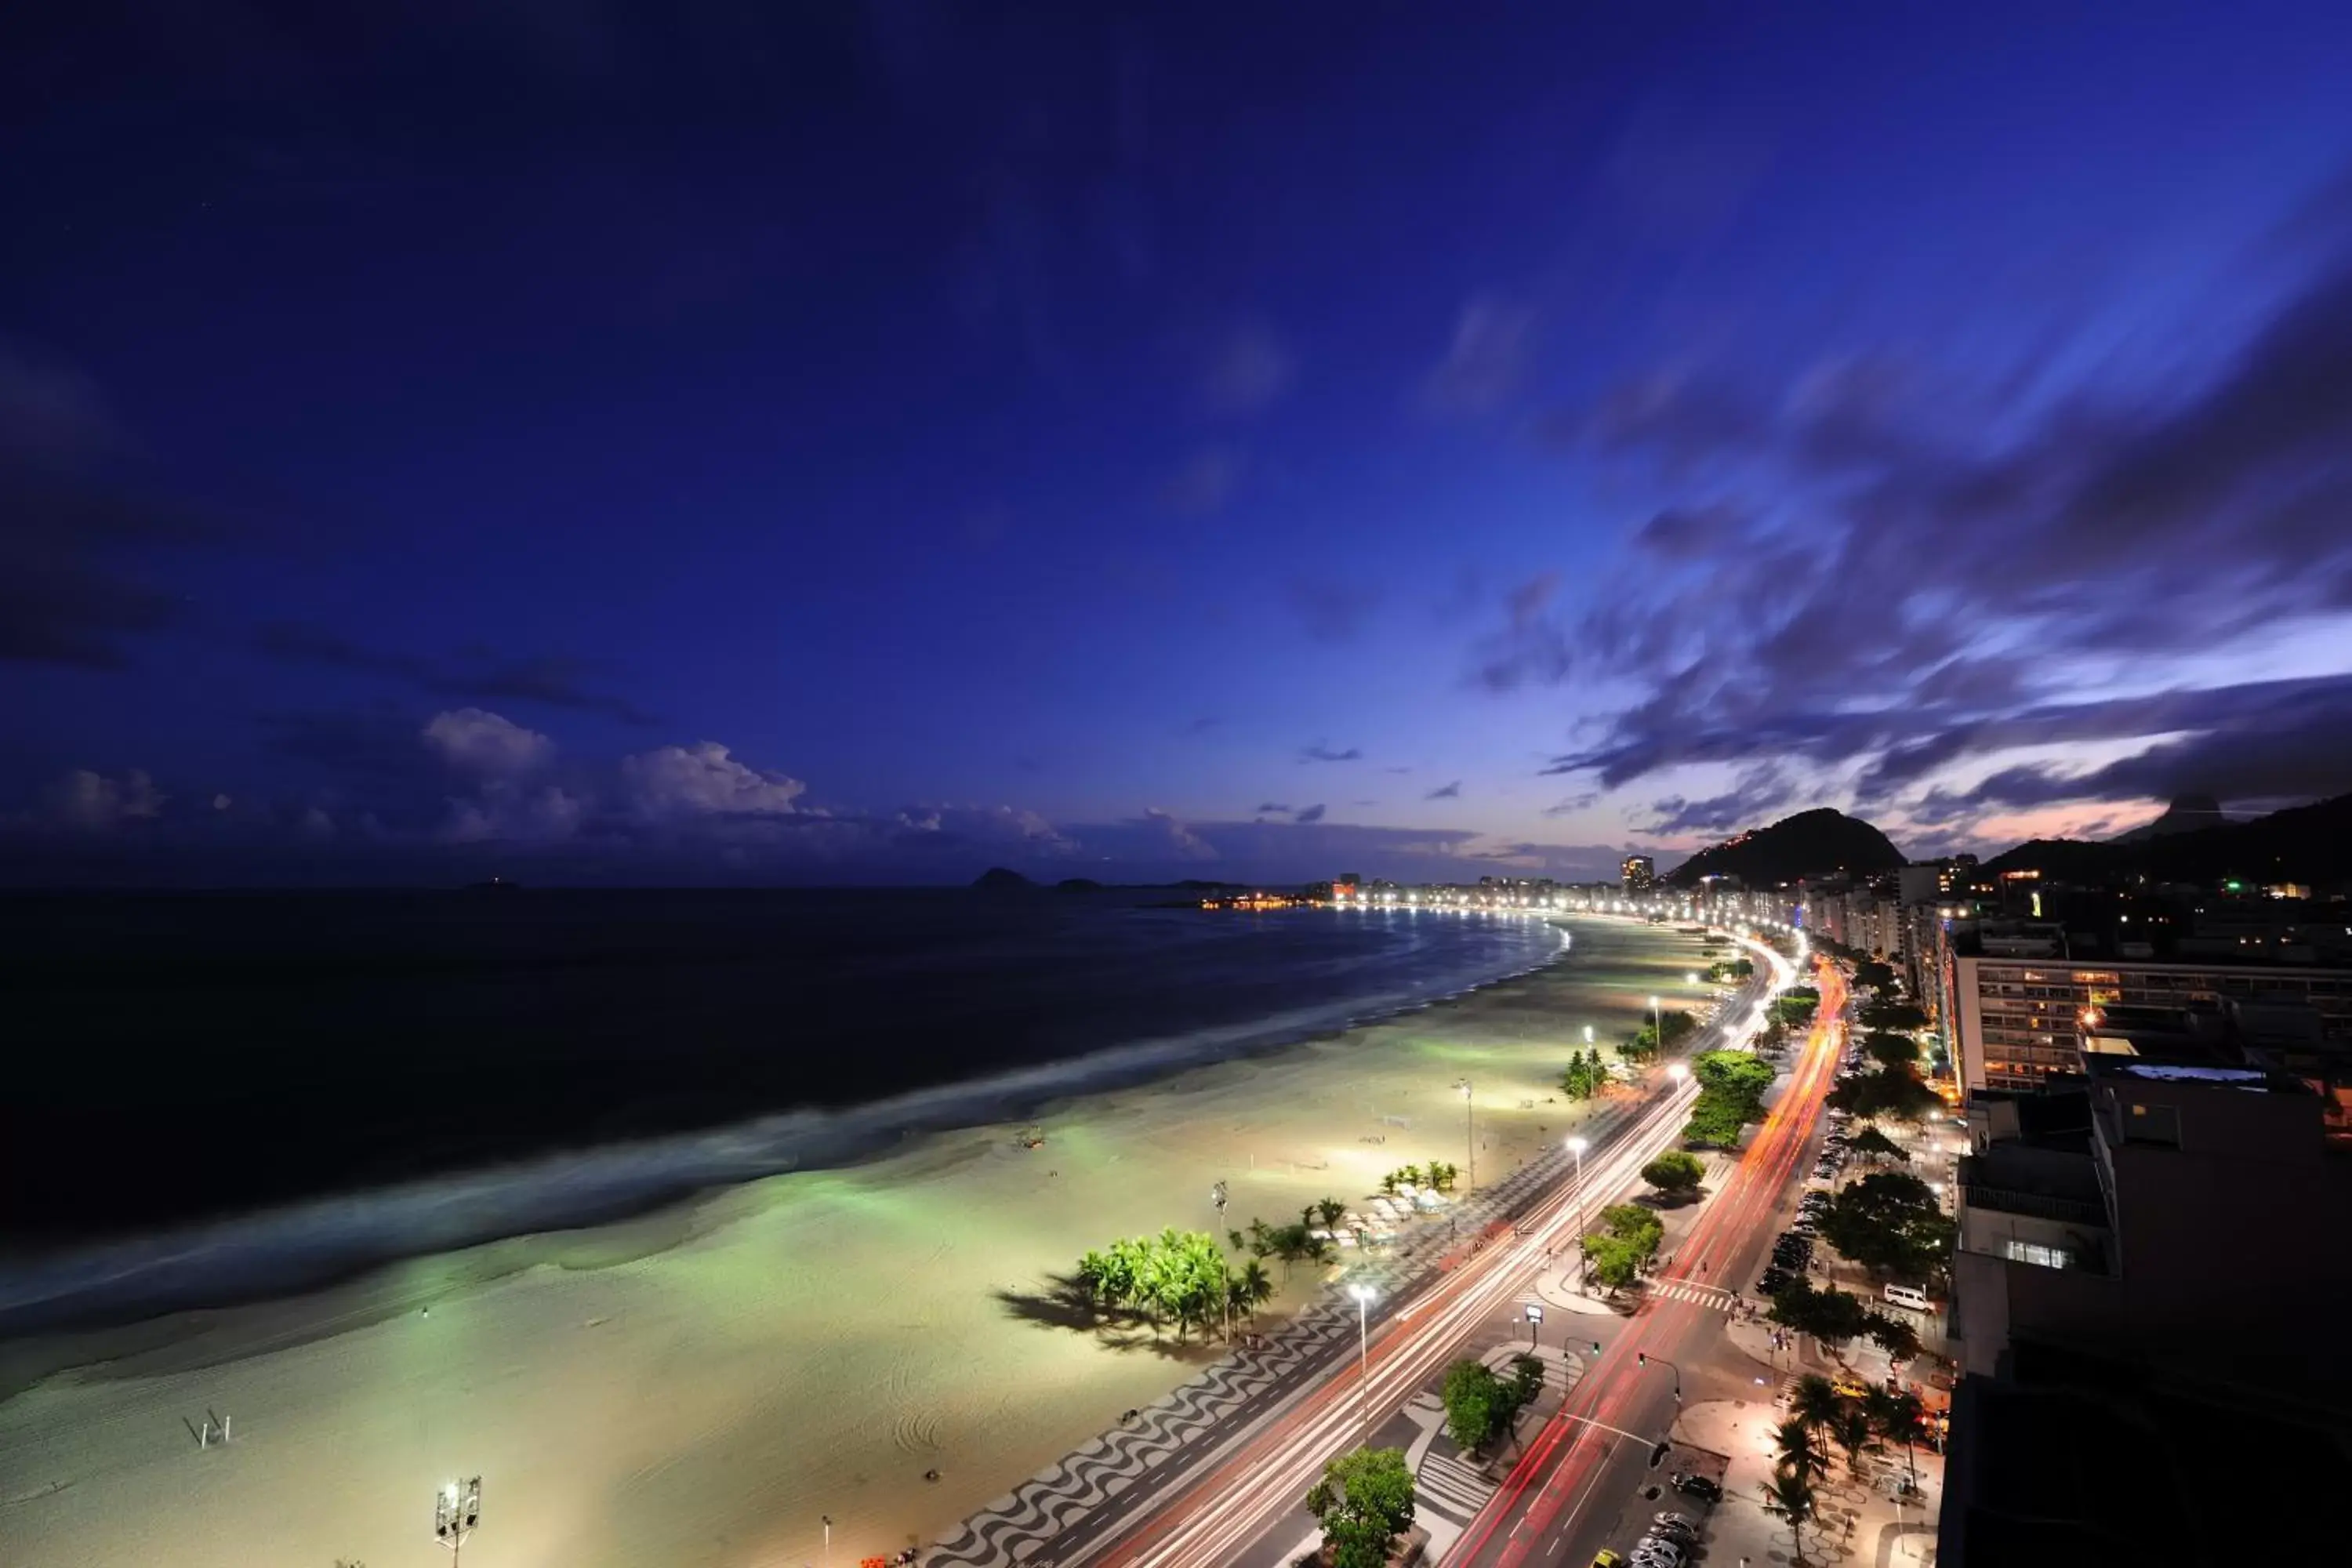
(1759, 1471, 1820, 1565)
(1773, 1417, 1828, 1484)
(1399, 1163, 1423, 1189)
(1315, 1197, 1348, 1229)
(1240, 1258, 1275, 1311)
(1864, 1385, 1924, 1493)
(1788, 1373, 1844, 1439)
(1830, 1406, 1878, 1475)
(1379, 1171, 1399, 1196)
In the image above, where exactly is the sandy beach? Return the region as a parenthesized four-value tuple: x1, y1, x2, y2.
(0, 916, 1711, 1568)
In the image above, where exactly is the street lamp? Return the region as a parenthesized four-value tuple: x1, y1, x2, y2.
(1565, 1135, 1589, 1290)
(1666, 1062, 1688, 1087)
(1583, 1024, 1595, 1044)
(1348, 1283, 1377, 1440)
(1454, 1078, 1474, 1192)
(1635, 1350, 1684, 1403)
(1650, 995, 1662, 1054)
(434, 1478, 481, 1568)
(1685, 971, 1700, 985)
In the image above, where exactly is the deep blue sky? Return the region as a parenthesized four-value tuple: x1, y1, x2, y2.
(7, 2, 2352, 884)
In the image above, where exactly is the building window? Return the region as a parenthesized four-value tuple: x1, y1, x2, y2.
(2003, 1240, 2071, 1270)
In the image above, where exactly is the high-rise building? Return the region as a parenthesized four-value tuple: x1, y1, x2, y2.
(1620, 855, 1655, 892)
(1940, 1054, 2352, 1565)
(1949, 937, 2352, 1093)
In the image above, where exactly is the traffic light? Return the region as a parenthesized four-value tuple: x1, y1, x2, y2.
(1650, 1439, 1671, 1468)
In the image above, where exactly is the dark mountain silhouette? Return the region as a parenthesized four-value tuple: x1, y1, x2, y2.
(2111, 793, 2227, 842)
(1984, 791, 2352, 886)
(971, 866, 1036, 891)
(1666, 808, 1906, 887)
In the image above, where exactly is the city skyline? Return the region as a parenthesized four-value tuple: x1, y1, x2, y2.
(9, 4, 2352, 885)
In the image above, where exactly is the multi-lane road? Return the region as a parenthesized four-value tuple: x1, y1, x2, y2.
(1453, 955, 1849, 1566)
(1045, 927, 1809, 1568)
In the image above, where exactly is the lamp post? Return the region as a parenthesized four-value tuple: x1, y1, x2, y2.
(433, 1478, 481, 1568)
(1635, 1350, 1684, 1403)
(822, 1514, 833, 1567)
(1454, 1078, 1474, 1192)
(1565, 1135, 1588, 1290)
(1650, 994, 1662, 1057)
(1348, 1283, 1377, 1441)
(1667, 1062, 1688, 1090)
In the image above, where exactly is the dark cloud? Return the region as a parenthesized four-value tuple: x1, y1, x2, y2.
(1294, 803, 1327, 824)
(1424, 296, 1539, 416)
(1300, 742, 1363, 764)
(257, 621, 658, 724)
(0, 347, 228, 668)
(1284, 578, 1380, 644)
(1255, 801, 1293, 815)
(1199, 321, 1294, 417)
(1159, 445, 1243, 514)
(1640, 764, 1794, 837)
(1508, 195, 2352, 817)
(1541, 791, 1599, 818)
(1425, 781, 1461, 800)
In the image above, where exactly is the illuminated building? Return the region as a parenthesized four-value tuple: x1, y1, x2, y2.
(1620, 855, 1655, 893)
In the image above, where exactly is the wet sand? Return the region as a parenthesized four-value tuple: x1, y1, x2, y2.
(0, 916, 1712, 1568)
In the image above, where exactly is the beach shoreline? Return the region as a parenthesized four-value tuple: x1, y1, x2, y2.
(0, 915, 1719, 1568)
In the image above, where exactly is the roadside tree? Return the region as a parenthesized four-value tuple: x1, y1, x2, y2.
(1642, 1149, 1706, 1199)
(1305, 1446, 1417, 1568)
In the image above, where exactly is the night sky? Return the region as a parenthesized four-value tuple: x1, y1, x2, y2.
(7, 3, 2352, 885)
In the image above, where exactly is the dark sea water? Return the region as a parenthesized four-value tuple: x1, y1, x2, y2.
(0, 888, 1567, 1331)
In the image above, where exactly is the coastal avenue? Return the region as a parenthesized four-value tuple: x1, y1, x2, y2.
(1451, 955, 1850, 1568)
(1056, 929, 1797, 1568)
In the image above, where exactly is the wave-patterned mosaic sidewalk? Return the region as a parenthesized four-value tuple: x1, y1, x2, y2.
(924, 1149, 1570, 1566)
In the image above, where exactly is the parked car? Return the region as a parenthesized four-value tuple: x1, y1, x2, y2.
(1650, 1512, 1698, 1540)
(1672, 1472, 1724, 1502)
(1632, 1541, 1684, 1568)
(1588, 1553, 1624, 1568)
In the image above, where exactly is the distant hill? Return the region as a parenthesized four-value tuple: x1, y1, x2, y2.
(971, 866, 1036, 891)
(1984, 791, 2352, 886)
(1667, 808, 1905, 887)
(2111, 793, 2227, 843)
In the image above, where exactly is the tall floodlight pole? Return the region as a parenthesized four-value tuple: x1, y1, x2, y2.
(1566, 1136, 1588, 1291)
(822, 1514, 833, 1566)
(1456, 1079, 1475, 1192)
(1211, 1181, 1232, 1338)
(1348, 1283, 1377, 1442)
(434, 1477, 481, 1568)
(1650, 995, 1662, 1057)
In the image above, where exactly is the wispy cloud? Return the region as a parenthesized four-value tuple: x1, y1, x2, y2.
(1424, 780, 1461, 800)
(1300, 741, 1363, 764)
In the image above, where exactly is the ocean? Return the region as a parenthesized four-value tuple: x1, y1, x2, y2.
(0, 887, 1568, 1332)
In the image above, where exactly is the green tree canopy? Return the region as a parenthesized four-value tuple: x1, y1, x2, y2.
(1860, 1031, 1922, 1069)
(1584, 1203, 1664, 1291)
(1826, 1066, 1943, 1123)
(1853, 958, 1896, 992)
(1683, 1047, 1777, 1149)
(1820, 1171, 1955, 1280)
(1305, 1446, 1417, 1568)
(1769, 1279, 1873, 1345)
(1847, 1125, 1907, 1162)
(1559, 1047, 1610, 1101)
(1860, 997, 1929, 1031)
(1442, 1359, 1513, 1454)
(1642, 1149, 1706, 1196)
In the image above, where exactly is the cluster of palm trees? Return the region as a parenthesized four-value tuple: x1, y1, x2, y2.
(1762, 1374, 1929, 1564)
(1232, 1198, 1350, 1276)
(1375, 1160, 1457, 1196)
(1072, 1228, 1276, 1342)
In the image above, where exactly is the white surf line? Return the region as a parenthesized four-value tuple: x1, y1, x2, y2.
(1132, 1080, 1705, 1568)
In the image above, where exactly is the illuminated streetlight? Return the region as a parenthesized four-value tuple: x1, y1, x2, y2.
(1455, 1078, 1475, 1192)
(1566, 1135, 1589, 1291)
(1583, 1024, 1595, 1044)
(1685, 971, 1701, 985)
(434, 1477, 481, 1568)
(1666, 1062, 1688, 1086)
(1348, 1283, 1377, 1439)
